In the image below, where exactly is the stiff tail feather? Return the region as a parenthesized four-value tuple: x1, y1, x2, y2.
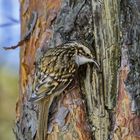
(37, 96, 54, 140)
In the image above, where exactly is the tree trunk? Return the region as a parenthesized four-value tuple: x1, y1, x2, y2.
(14, 0, 140, 140)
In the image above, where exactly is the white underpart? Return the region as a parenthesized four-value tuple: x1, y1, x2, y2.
(75, 55, 99, 69)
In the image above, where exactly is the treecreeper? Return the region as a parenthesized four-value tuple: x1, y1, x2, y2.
(30, 41, 99, 140)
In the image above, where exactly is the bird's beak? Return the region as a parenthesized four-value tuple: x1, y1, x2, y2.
(74, 55, 100, 69)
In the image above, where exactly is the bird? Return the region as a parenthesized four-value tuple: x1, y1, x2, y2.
(30, 41, 99, 140)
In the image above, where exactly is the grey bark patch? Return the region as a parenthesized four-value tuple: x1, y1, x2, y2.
(14, 100, 38, 140)
(48, 0, 94, 49)
(121, 0, 140, 115)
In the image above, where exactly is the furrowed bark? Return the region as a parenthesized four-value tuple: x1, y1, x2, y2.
(113, 0, 140, 139)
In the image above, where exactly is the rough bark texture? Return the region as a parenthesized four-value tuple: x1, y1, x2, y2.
(14, 0, 140, 140)
(113, 1, 140, 140)
(91, 1, 120, 139)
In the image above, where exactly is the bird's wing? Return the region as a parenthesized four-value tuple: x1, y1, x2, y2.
(29, 74, 72, 102)
(30, 48, 76, 102)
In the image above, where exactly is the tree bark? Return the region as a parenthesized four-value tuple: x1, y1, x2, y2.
(14, 0, 140, 140)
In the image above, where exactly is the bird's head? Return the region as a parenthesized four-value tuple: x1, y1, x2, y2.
(65, 42, 100, 69)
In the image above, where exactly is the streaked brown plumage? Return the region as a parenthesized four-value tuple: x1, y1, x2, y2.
(30, 41, 99, 140)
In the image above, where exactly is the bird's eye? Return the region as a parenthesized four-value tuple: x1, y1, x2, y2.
(85, 54, 91, 57)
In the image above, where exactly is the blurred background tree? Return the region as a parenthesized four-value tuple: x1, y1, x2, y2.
(0, 0, 20, 139)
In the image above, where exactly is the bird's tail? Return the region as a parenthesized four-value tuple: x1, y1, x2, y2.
(37, 96, 53, 140)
